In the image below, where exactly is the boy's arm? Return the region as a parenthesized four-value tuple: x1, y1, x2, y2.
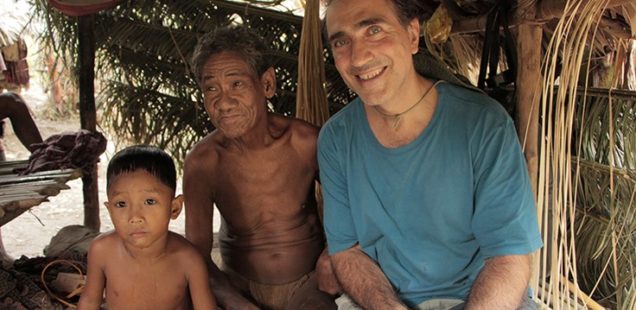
(186, 247, 217, 310)
(77, 238, 106, 310)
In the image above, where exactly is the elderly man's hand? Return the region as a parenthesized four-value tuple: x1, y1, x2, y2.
(315, 248, 342, 295)
(214, 285, 261, 310)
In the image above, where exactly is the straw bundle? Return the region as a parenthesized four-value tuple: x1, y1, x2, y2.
(294, 0, 329, 126)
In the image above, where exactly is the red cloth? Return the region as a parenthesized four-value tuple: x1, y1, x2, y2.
(3, 60, 29, 86)
(1, 39, 29, 86)
(17, 130, 107, 175)
(47, 0, 119, 17)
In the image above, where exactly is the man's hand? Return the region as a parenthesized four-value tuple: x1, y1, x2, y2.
(315, 249, 342, 295)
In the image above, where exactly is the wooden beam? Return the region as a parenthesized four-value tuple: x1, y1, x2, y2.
(451, 0, 634, 37)
(598, 16, 633, 40)
(78, 15, 100, 232)
(537, 0, 634, 20)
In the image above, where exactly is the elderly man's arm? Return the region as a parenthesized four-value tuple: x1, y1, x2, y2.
(315, 248, 341, 295)
(183, 153, 258, 310)
(465, 254, 532, 309)
(331, 245, 408, 310)
(314, 180, 342, 296)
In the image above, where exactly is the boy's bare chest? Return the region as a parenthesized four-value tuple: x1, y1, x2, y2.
(104, 261, 188, 310)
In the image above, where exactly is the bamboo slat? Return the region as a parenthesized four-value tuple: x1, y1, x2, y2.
(0, 160, 81, 227)
(0, 170, 81, 186)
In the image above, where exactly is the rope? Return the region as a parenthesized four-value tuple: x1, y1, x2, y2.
(40, 259, 85, 309)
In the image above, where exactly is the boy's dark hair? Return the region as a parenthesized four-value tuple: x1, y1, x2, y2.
(191, 26, 272, 86)
(106, 145, 177, 193)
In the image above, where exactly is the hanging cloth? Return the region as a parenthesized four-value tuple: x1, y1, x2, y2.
(47, 0, 119, 17)
(1, 39, 29, 86)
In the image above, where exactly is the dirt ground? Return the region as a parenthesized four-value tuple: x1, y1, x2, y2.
(1, 90, 219, 259)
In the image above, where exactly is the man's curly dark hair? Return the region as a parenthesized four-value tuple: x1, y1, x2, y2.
(323, 0, 426, 27)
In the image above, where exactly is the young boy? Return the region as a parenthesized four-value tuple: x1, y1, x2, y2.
(78, 145, 216, 310)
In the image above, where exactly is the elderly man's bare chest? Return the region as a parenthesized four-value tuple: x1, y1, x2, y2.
(214, 148, 315, 206)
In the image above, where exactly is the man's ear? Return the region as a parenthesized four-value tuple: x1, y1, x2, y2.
(261, 67, 277, 99)
(170, 195, 184, 219)
(408, 17, 420, 54)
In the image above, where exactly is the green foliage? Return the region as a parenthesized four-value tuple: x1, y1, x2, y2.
(30, 0, 351, 166)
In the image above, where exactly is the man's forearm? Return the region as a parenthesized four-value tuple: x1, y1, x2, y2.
(465, 254, 532, 310)
(332, 246, 407, 310)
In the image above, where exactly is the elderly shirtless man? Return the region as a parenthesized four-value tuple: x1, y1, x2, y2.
(184, 27, 337, 310)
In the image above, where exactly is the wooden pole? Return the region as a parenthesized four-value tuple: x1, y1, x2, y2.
(78, 15, 100, 231)
(515, 0, 542, 298)
(515, 22, 542, 197)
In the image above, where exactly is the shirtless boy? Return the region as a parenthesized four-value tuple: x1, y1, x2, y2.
(78, 145, 216, 310)
(185, 27, 336, 310)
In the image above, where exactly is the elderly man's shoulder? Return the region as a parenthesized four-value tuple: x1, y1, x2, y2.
(184, 132, 222, 167)
(270, 113, 319, 141)
(291, 118, 319, 140)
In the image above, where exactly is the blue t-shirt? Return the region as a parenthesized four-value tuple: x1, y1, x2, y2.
(317, 82, 543, 307)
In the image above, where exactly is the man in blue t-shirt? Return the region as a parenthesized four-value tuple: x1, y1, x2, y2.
(318, 0, 543, 309)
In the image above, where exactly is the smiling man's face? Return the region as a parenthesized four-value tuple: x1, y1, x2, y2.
(325, 0, 420, 107)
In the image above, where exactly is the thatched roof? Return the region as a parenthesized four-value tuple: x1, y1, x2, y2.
(0, 6, 29, 48)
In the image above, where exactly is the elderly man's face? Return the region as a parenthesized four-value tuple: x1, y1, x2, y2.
(200, 52, 275, 138)
(325, 0, 419, 108)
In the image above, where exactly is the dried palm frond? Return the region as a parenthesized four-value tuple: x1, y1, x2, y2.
(574, 92, 636, 310)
